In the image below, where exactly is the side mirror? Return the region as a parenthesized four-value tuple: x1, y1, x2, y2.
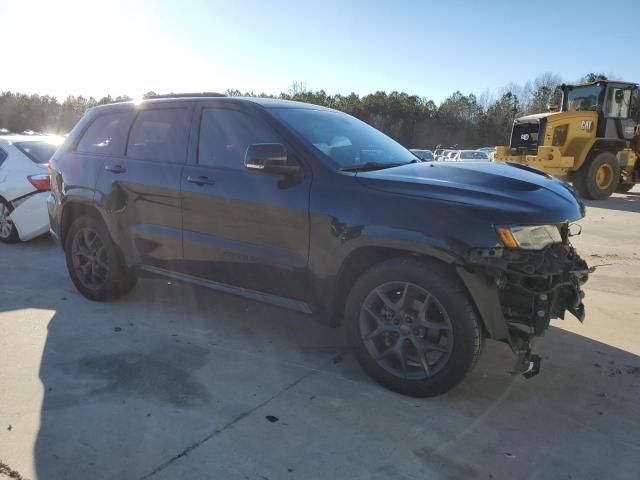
(547, 103, 559, 112)
(245, 143, 300, 175)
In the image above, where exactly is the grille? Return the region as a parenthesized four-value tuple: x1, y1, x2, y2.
(510, 121, 541, 155)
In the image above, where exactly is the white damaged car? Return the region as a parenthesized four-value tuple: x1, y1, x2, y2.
(0, 135, 62, 243)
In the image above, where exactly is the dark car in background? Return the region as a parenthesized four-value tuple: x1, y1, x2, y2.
(48, 95, 590, 397)
(409, 149, 434, 161)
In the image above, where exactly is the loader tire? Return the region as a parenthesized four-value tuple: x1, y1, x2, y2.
(572, 151, 619, 200)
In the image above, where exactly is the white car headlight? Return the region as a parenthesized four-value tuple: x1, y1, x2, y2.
(497, 224, 562, 250)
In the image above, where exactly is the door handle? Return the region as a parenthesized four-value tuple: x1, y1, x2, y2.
(186, 175, 216, 186)
(105, 164, 127, 174)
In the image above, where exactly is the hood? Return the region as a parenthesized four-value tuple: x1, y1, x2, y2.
(515, 112, 555, 122)
(355, 161, 585, 224)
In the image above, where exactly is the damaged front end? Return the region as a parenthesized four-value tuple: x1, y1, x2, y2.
(460, 223, 590, 378)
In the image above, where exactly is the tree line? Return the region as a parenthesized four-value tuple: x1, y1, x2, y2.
(0, 72, 608, 148)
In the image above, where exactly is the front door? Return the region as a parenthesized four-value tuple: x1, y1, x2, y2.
(181, 104, 310, 300)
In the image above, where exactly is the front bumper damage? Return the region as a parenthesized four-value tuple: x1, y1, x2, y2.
(459, 230, 590, 378)
(9, 191, 50, 241)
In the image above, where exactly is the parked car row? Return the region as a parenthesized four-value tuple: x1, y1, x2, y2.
(414, 148, 495, 162)
(2, 96, 590, 398)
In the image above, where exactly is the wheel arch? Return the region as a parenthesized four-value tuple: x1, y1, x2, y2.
(59, 201, 106, 247)
(582, 139, 626, 167)
(330, 246, 498, 340)
(331, 246, 417, 323)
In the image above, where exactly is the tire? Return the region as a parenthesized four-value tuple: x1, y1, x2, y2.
(572, 151, 620, 200)
(64, 215, 137, 301)
(615, 183, 635, 194)
(345, 257, 484, 397)
(0, 198, 20, 244)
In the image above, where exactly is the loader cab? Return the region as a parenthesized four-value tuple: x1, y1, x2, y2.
(560, 81, 638, 141)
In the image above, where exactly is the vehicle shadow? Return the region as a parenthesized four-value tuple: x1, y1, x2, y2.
(1, 238, 639, 479)
(584, 191, 640, 213)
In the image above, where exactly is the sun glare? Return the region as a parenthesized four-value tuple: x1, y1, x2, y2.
(0, 0, 221, 99)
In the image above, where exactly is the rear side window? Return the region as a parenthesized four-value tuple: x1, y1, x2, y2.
(0, 147, 7, 167)
(15, 141, 59, 164)
(198, 108, 281, 169)
(127, 108, 191, 163)
(77, 111, 131, 155)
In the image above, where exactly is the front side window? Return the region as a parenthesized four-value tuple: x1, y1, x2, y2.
(77, 111, 131, 155)
(127, 108, 191, 163)
(198, 108, 281, 169)
(272, 108, 416, 169)
(604, 87, 632, 118)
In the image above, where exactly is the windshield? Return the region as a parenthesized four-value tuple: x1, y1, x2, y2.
(565, 84, 604, 112)
(272, 108, 416, 168)
(14, 139, 60, 164)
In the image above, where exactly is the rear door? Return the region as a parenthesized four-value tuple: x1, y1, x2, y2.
(95, 104, 193, 271)
(180, 102, 311, 300)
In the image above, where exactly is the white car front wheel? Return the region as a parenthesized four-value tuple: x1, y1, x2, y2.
(0, 199, 19, 243)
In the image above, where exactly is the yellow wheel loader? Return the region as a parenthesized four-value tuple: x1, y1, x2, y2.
(494, 80, 639, 199)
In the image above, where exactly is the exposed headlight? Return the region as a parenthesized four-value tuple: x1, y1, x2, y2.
(496, 225, 562, 250)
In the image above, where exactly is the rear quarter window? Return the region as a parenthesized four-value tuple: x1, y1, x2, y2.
(14, 141, 59, 164)
(0, 147, 7, 167)
(127, 108, 191, 163)
(76, 111, 132, 155)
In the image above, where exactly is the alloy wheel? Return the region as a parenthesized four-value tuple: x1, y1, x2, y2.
(71, 227, 109, 290)
(359, 281, 453, 380)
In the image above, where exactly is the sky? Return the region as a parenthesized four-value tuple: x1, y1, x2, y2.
(1, 0, 639, 103)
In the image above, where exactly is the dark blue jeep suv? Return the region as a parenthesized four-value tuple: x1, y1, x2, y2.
(48, 94, 589, 396)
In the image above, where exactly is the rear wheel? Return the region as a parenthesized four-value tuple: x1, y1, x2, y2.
(572, 151, 620, 200)
(0, 199, 19, 244)
(345, 258, 483, 397)
(615, 183, 635, 194)
(64, 216, 137, 301)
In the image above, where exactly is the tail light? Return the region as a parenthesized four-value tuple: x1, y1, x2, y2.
(27, 174, 51, 191)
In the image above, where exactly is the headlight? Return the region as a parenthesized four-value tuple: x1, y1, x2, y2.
(496, 225, 562, 250)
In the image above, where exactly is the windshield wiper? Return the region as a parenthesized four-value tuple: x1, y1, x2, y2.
(340, 160, 419, 172)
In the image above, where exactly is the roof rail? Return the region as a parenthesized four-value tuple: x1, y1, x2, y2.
(144, 92, 227, 99)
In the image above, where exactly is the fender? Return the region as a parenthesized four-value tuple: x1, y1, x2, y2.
(456, 267, 510, 343)
(574, 138, 627, 170)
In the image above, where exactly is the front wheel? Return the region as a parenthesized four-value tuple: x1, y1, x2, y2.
(572, 151, 620, 200)
(64, 216, 137, 301)
(0, 199, 20, 244)
(345, 258, 483, 397)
